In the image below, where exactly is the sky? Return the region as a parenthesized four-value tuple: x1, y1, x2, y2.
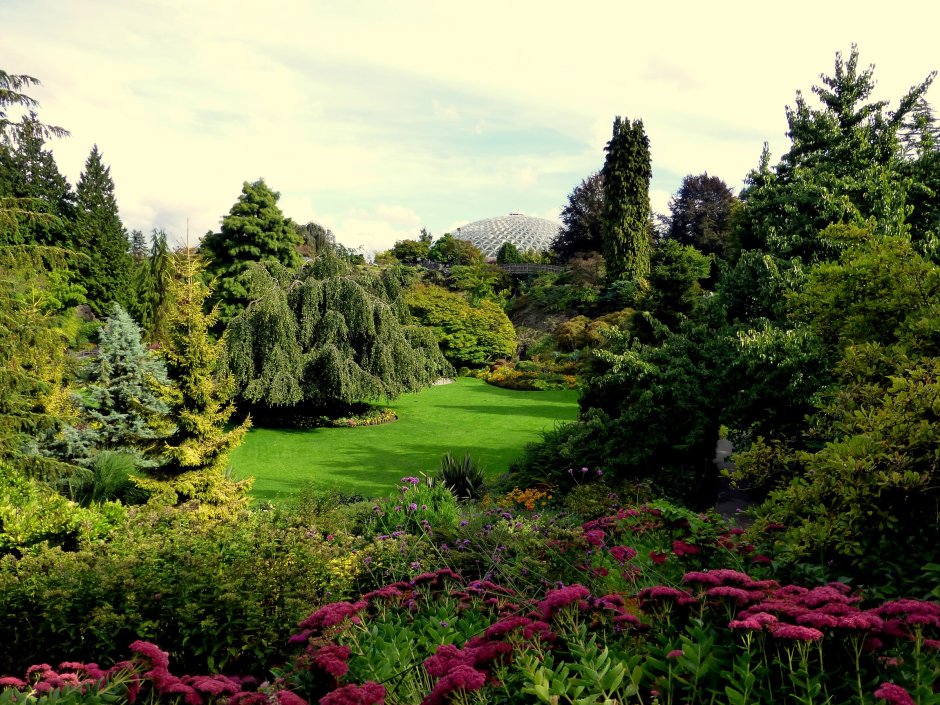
(4, 1, 940, 255)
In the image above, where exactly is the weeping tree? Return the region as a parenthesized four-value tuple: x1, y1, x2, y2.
(225, 252, 451, 415)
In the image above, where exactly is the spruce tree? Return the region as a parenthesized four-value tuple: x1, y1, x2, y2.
(601, 117, 652, 282)
(74, 145, 133, 313)
(75, 303, 171, 462)
(200, 179, 302, 324)
(139, 252, 250, 507)
(0, 113, 75, 247)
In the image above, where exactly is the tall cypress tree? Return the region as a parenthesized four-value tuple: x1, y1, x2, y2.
(200, 178, 302, 324)
(74, 145, 133, 313)
(601, 116, 652, 282)
(130, 228, 173, 342)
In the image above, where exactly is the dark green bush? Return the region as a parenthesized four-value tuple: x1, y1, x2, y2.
(435, 452, 486, 501)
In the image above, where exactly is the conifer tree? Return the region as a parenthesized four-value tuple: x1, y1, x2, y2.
(74, 145, 133, 313)
(130, 228, 173, 342)
(601, 116, 652, 282)
(138, 252, 250, 506)
(0, 113, 74, 247)
(71, 303, 171, 464)
(200, 179, 302, 323)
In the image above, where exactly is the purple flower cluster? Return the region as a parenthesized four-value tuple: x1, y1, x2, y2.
(2, 643, 265, 705)
(320, 681, 385, 705)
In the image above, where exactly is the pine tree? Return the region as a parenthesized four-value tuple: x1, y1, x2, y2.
(200, 179, 302, 324)
(74, 145, 133, 313)
(601, 117, 652, 282)
(139, 252, 250, 507)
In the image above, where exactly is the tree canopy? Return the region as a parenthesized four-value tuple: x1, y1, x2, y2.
(601, 117, 652, 281)
(201, 179, 302, 323)
(224, 252, 451, 411)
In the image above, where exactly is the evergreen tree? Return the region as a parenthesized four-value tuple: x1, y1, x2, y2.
(666, 173, 736, 257)
(74, 145, 133, 313)
(70, 304, 171, 464)
(130, 228, 173, 342)
(200, 179, 302, 323)
(0, 113, 75, 247)
(138, 252, 250, 506)
(0, 247, 79, 478)
(553, 172, 605, 261)
(129, 229, 148, 259)
(225, 251, 451, 412)
(601, 117, 652, 282)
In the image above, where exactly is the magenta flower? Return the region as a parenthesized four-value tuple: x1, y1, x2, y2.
(671, 540, 701, 557)
(537, 584, 591, 619)
(583, 530, 606, 547)
(873, 683, 915, 705)
(275, 690, 310, 705)
(0, 677, 26, 688)
(769, 623, 824, 641)
(667, 649, 683, 659)
(297, 600, 367, 635)
(706, 586, 759, 604)
(321, 682, 386, 705)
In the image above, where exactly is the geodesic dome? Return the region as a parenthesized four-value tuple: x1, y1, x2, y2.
(453, 213, 561, 258)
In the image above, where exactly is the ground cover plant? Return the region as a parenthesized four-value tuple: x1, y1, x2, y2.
(2, 491, 937, 704)
(230, 378, 578, 502)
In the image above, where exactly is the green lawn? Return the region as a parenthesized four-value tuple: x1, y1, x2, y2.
(231, 377, 579, 502)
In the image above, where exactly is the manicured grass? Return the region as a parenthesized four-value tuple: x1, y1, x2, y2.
(231, 377, 578, 502)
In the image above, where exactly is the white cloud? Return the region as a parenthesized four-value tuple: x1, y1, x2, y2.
(2, 0, 938, 248)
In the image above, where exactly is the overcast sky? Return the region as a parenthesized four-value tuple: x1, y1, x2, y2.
(4, 1, 939, 254)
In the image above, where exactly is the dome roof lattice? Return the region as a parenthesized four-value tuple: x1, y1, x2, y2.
(453, 213, 560, 258)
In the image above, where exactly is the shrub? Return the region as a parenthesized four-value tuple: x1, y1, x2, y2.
(435, 453, 486, 501)
(405, 283, 516, 367)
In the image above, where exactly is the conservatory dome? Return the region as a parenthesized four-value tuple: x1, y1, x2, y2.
(453, 213, 561, 258)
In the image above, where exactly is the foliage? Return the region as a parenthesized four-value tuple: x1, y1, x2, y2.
(435, 452, 486, 501)
(129, 229, 174, 343)
(295, 220, 335, 258)
(735, 46, 936, 261)
(73, 145, 133, 314)
(0, 461, 124, 556)
(447, 261, 506, 305)
(225, 253, 451, 412)
(495, 241, 524, 264)
(138, 254, 249, 507)
(62, 304, 171, 466)
(0, 70, 67, 143)
(0, 503, 362, 675)
(477, 358, 580, 391)
(389, 237, 430, 264)
(0, 113, 75, 247)
(601, 116, 652, 281)
(405, 282, 515, 367)
(427, 233, 483, 265)
(200, 179, 302, 323)
(553, 171, 605, 261)
(666, 172, 737, 257)
(0, 246, 81, 478)
(642, 240, 712, 328)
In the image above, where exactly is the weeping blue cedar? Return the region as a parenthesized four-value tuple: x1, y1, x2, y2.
(225, 252, 451, 410)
